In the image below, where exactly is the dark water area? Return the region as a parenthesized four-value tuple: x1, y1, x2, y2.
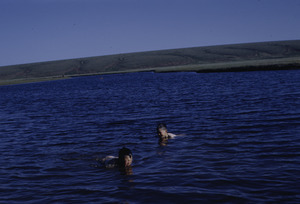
(0, 70, 299, 203)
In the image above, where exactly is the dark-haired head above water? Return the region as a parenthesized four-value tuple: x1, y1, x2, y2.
(118, 147, 133, 167)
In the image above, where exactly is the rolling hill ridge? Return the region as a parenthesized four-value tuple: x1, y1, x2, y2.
(1, 40, 300, 85)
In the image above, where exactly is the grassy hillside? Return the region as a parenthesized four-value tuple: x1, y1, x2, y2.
(1, 40, 300, 85)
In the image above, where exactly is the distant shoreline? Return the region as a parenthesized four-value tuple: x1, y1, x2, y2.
(1, 40, 300, 86)
(1, 57, 299, 86)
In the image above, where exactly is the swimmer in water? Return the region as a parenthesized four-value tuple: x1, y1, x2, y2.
(101, 147, 133, 169)
(157, 123, 179, 145)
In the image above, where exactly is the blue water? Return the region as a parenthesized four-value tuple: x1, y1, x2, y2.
(0, 70, 299, 203)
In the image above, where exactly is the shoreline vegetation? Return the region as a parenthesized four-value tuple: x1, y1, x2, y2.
(1, 40, 300, 86)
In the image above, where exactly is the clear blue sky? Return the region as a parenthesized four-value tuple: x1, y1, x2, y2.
(0, 0, 299, 66)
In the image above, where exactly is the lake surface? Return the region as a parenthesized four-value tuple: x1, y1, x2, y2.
(0, 70, 299, 203)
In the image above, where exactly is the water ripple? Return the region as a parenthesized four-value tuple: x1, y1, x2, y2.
(0, 70, 299, 203)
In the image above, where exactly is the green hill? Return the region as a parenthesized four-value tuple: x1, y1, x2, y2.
(1, 40, 300, 85)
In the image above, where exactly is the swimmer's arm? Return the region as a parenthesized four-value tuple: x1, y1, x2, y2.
(100, 156, 119, 168)
(167, 132, 177, 138)
(101, 155, 117, 162)
(168, 132, 185, 138)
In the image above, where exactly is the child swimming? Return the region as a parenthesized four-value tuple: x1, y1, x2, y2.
(157, 123, 177, 140)
(101, 147, 133, 169)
